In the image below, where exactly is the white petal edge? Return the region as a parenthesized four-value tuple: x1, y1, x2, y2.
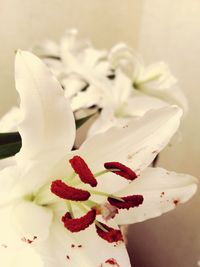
(114, 167, 198, 224)
(15, 50, 75, 162)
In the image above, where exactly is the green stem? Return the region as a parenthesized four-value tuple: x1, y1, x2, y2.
(66, 201, 74, 217)
(95, 221, 108, 232)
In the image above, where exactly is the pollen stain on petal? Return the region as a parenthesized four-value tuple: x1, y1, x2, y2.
(173, 199, 180, 206)
(160, 192, 165, 198)
(105, 258, 120, 266)
(21, 236, 37, 244)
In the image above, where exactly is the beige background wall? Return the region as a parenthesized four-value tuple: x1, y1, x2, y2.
(0, 1, 200, 266)
(0, 0, 142, 115)
(129, 1, 200, 267)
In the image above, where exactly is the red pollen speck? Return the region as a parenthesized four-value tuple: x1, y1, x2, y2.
(95, 222, 123, 243)
(62, 209, 96, 232)
(104, 162, 137, 180)
(51, 180, 90, 201)
(21, 236, 37, 244)
(108, 195, 144, 210)
(160, 192, 165, 198)
(69, 155, 97, 187)
(173, 199, 179, 206)
(105, 258, 120, 266)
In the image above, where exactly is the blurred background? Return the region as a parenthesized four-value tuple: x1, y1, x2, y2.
(0, 0, 200, 266)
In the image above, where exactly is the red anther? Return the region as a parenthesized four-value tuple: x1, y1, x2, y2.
(95, 222, 123, 243)
(51, 180, 90, 201)
(108, 195, 144, 210)
(62, 209, 96, 232)
(104, 162, 137, 180)
(69, 155, 97, 187)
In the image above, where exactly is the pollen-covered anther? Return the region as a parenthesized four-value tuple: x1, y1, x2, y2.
(69, 155, 97, 187)
(108, 195, 144, 210)
(51, 180, 90, 201)
(62, 209, 96, 232)
(95, 222, 123, 243)
(104, 162, 137, 180)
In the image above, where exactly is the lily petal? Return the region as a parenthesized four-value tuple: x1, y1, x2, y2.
(87, 107, 120, 137)
(15, 51, 75, 162)
(12, 200, 53, 241)
(70, 85, 102, 111)
(114, 167, 197, 224)
(141, 84, 188, 113)
(124, 92, 168, 117)
(0, 165, 22, 204)
(35, 221, 131, 267)
(79, 106, 182, 193)
(0, 157, 16, 170)
(0, 244, 43, 267)
(0, 206, 44, 267)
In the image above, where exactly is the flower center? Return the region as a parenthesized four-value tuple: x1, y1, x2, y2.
(48, 155, 144, 243)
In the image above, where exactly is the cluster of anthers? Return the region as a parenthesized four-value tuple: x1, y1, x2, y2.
(50, 156, 144, 243)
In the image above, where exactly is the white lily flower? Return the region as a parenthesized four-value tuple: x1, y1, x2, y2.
(30, 29, 188, 138)
(0, 51, 197, 267)
(109, 43, 188, 112)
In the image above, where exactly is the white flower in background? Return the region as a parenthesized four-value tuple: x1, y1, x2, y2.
(31, 29, 188, 136)
(109, 43, 188, 112)
(0, 51, 197, 267)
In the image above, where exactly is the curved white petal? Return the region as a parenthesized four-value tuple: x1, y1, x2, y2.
(141, 84, 188, 113)
(109, 43, 143, 80)
(124, 92, 168, 117)
(35, 221, 131, 267)
(60, 29, 89, 69)
(114, 167, 197, 224)
(12, 201, 53, 241)
(82, 47, 108, 69)
(134, 62, 188, 112)
(63, 74, 87, 99)
(88, 107, 128, 137)
(0, 206, 44, 267)
(0, 157, 16, 170)
(78, 106, 182, 193)
(15, 51, 75, 162)
(70, 85, 102, 111)
(110, 71, 132, 110)
(32, 40, 60, 58)
(0, 165, 22, 204)
(0, 244, 43, 267)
